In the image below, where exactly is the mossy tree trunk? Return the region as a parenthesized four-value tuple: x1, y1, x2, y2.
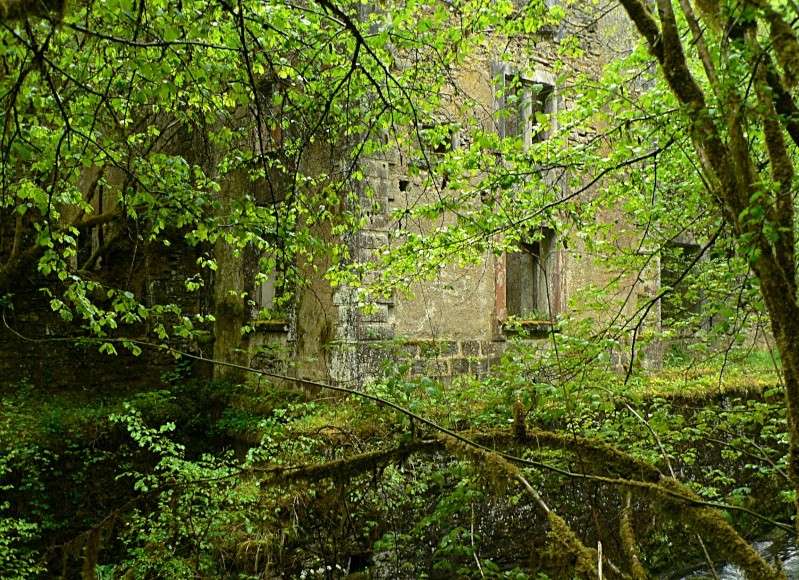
(212, 174, 251, 383)
(618, 0, 799, 528)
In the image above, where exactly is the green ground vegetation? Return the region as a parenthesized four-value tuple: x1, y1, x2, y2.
(0, 346, 791, 578)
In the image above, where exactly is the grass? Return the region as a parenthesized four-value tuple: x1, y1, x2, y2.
(629, 349, 781, 400)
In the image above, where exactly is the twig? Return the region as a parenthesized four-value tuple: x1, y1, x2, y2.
(597, 540, 603, 580)
(697, 533, 720, 580)
(470, 503, 485, 578)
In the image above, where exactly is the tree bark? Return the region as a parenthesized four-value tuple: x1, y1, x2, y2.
(618, 0, 799, 529)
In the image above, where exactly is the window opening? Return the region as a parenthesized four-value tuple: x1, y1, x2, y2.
(254, 269, 278, 312)
(252, 257, 291, 330)
(661, 240, 703, 326)
(496, 72, 555, 151)
(506, 227, 558, 320)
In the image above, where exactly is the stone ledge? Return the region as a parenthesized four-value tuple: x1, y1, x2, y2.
(502, 319, 557, 338)
(251, 319, 290, 333)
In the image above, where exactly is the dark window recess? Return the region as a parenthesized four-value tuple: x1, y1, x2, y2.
(496, 75, 555, 149)
(506, 227, 558, 319)
(661, 241, 702, 325)
(77, 227, 101, 270)
(252, 265, 289, 329)
(420, 124, 457, 155)
(398, 179, 410, 192)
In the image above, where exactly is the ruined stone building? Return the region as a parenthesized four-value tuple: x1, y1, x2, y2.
(249, 6, 667, 387)
(0, 4, 671, 390)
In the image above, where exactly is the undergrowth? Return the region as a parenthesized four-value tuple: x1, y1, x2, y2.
(0, 346, 790, 578)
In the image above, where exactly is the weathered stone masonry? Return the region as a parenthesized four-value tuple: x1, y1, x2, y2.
(297, 7, 646, 386)
(0, 5, 664, 390)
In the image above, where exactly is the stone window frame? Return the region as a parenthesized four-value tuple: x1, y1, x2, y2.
(492, 64, 558, 152)
(491, 65, 564, 337)
(495, 226, 564, 337)
(506, 226, 560, 318)
(251, 257, 291, 333)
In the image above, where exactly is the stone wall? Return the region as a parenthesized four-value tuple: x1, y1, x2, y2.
(403, 339, 507, 379)
(0, 229, 208, 390)
(329, 338, 510, 385)
(312, 5, 647, 386)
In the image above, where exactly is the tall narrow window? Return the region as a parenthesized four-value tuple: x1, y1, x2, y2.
(494, 66, 556, 151)
(506, 227, 559, 320)
(76, 183, 108, 271)
(254, 269, 278, 312)
(661, 240, 702, 326)
(252, 266, 290, 333)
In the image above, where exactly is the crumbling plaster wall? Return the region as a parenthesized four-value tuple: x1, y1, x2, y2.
(318, 4, 665, 385)
(562, 5, 663, 367)
(317, 14, 565, 383)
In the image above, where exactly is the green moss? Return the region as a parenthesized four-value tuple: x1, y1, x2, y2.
(655, 478, 783, 580)
(541, 512, 598, 579)
(619, 495, 647, 580)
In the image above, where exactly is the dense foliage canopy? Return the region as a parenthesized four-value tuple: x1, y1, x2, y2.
(3, 0, 799, 578)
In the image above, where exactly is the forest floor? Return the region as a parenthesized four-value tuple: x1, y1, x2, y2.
(1, 349, 790, 578)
